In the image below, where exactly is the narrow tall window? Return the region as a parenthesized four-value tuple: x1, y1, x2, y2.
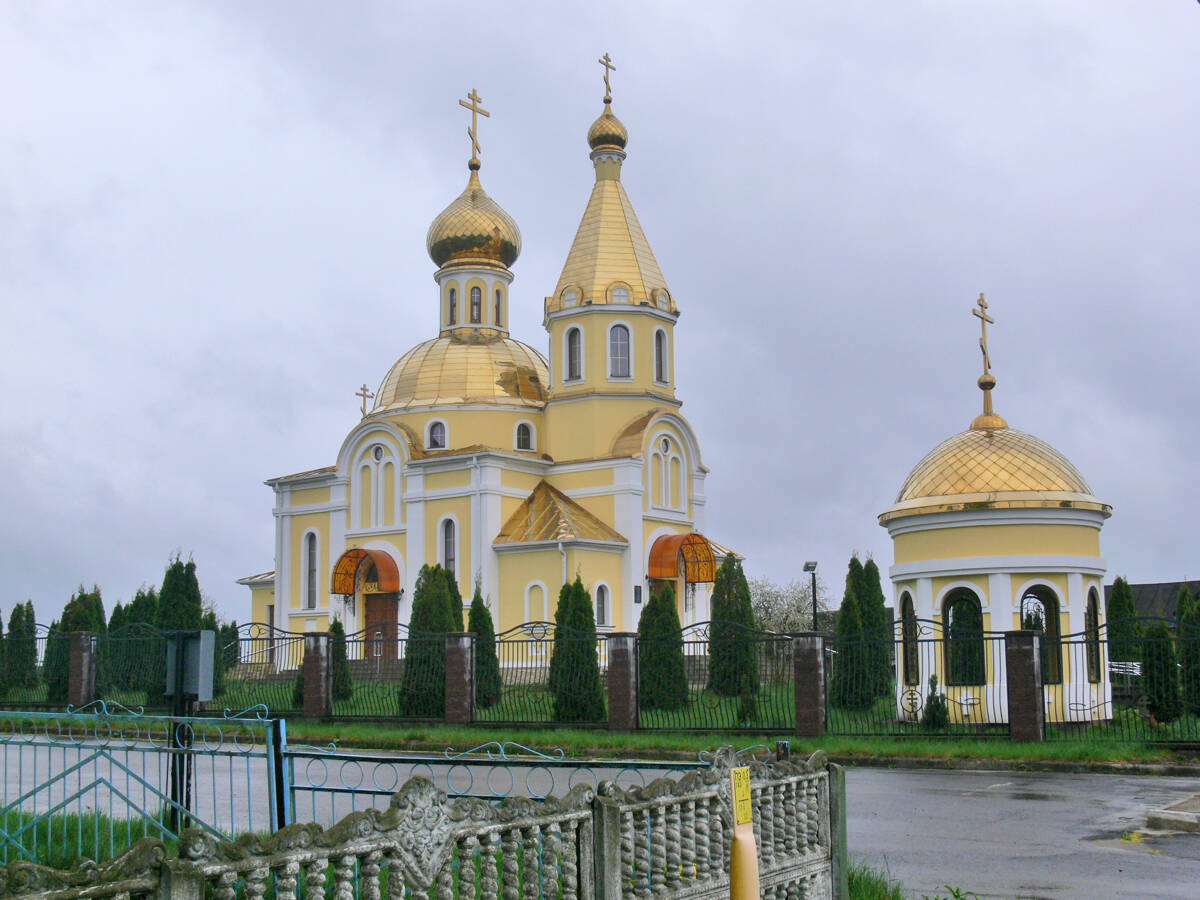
(516, 423, 532, 450)
(428, 421, 446, 449)
(596, 585, 608, 626)
(901, 593, 918, 685)
(448, 288, 457, 325)
(494, 289, 502, 327)
(1085, 589, 1101, 683)
(609, 325, 630, 377)
(567, 328, 582, 381)
(443, 519, 456, 574)
(944, 590, 985, 686)
(305, 533, 317, 609)
(470, 286, 482, 323)
(1022, 587, 1062, 684)
(655, 330, 667, 383)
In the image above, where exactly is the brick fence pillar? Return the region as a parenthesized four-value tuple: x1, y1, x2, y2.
(1005, 630, 1044, 741)
(794, 633, 826, 737)
(303, 633, 332, 719)
(445, 633, 475, 725)
(607, 633, 639, 732)
(68, 632, 97, 709)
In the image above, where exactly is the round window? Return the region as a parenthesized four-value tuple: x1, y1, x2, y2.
(661, 438, 670, 454)
(372, 445, 384, 461)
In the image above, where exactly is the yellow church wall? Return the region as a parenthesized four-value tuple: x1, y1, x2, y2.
(344, 532, 408, 567)
(545, 396, 665, 461)
(547, 314, 675, 399)
(424, 468, 472, 491)
(424, 496, 472, 585)
(893, 523, 1101, 564)
(289, 486, 331, 506)
(287, 513, 331, 611)
(643, 519, 690, 546)
(496, 550, 562, 632)
(500, 468, 545, 491)
(546, 467, 614, 490)
(250, 586, 274, 625)
(393, 410, 547, 458)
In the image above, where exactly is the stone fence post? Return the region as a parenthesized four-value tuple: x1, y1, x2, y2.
(606, 633, 638, 732)
(1005, 630, 1044, 741)
(68, 632, 97, 709)
(793, 633, 826, 737)
(302, 633, 332, 719)
(444, 633, 475, 725)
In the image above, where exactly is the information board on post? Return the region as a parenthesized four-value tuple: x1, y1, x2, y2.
(728, 765, 760, 897)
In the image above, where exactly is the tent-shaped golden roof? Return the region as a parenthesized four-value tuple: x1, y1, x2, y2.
(373, 333, 547, 413)
(494, 480, 627, 545)
(427, 168, 521, 269)
(879, 426, 1111, 523)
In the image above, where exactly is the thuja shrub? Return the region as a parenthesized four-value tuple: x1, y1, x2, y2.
(638, 584, 688, 711)
(829, 586, 872, 710)
(550, 576, 605, 723)
(1143, 622, 1182, 723)
(468, 586, 502, 710)
(397, 565, 452, 718)
(707, 557, 758, 697)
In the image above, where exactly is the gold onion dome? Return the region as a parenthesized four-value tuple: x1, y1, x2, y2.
(426, 167, 522, 269)
(588, 101, 628, 151)
(879, 426, 1111, 523)
(373, 334, 548, 413)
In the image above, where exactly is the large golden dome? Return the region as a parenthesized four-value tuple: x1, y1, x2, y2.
(426, 168, 521, 269)
(879, 426, 1111, 523)
(373, 333, 547, 412)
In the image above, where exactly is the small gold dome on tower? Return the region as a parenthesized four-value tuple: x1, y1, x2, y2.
(588, 103, 628, 151)
(426, 168, 522, 269)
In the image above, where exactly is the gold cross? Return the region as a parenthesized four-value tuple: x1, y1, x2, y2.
(458, 88, 490, 164)
(598, 52, 616, 100)
(972, 292, 995, 375)
(356, 383, 375, 417)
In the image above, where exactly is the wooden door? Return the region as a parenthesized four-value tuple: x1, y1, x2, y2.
(364, 594, 398, 659)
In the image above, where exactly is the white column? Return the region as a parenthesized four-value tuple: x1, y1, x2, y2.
(404, 469, 426, 625)
(988, 573, 1014, 629)
(915, 578, 934, 619)
(613, 460, 644, 630)
(479, 460, 504, 612)
(1066, 572, 1085, 633)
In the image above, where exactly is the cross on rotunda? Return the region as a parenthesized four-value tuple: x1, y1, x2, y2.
(598, 52, 616, 100)
(356, 383, 375, 417)
(973, 292, 994, 376)
(459, 88, 490, 166)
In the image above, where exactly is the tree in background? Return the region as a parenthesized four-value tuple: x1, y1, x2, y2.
(5, 602, 39, 691)
(397, 565, 451, 717)
(550, 576, 605, 723)
(124, 587, 160, 627)
(47, 586, 107, 704)
(1106, 577, 1140, 665)
(442, 568, 465, 632)
(707, 557, 759, 697)
(859, 558, 890, 698)
(0, 611, 6, 699)
(1175, 585, 1200, 717)
(638, 583, 688, 711)
(829, 585, 871, 709)
(748, 576, 823, 634)
(156, 559, 203, 632)
(468, 585, 502, 710)
(1143, 621, 1181, 723)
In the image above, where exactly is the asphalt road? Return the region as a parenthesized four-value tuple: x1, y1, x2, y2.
(846, 767, 1200, 899)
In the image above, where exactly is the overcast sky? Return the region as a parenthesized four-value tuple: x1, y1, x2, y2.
(2, 1, 1197, 625)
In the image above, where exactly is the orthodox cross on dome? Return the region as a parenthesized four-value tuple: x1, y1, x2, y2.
(598, 52, 616, 102)
(458, 88, 490, 168)
(356, 383, 375, 417)
(972, 292, 994, 377)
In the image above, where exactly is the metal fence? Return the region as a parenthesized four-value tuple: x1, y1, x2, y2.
(637, 621, 796, 732)
(1, 625, 53, 711)
(826, 619, 1010, 737)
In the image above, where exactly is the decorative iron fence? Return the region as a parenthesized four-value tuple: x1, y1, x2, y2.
(220, 622, 306, 716)
(94, 624, 172, 713)
(1046, 618, 1200, 743)
(826, 619, 1009, 737)
(1, 625, 53, 711)
(637, 621, 796, 732)
(478, 623, 610, 726)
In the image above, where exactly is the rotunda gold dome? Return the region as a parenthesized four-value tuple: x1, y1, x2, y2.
(879, 426, 1111, 523)
(373, 333, 547, 412)
(587, 103, 628, 151)
(426, 169, 521, 269)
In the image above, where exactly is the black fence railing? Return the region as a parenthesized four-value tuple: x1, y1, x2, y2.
(0, 624, 52, 710)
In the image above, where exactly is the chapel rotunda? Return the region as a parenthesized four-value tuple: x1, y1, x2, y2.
(879, 296, 1112, 725)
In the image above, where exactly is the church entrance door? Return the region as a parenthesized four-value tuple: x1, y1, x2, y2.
(364, 593, 398, 660)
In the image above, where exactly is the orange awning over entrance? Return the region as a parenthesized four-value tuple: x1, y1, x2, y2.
(647, 533, 717, 583)
(331, 548, 400, 595)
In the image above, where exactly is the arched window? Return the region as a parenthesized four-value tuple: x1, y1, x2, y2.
(442, 519, 456, 575)
(494, 289, 503, 327)
(516, 423, 532, 450)
(470, 286, 482, 323)
(654, 330, 668, 383)
(596, 584, 609, 626)
(1085, 588, 1101, 683)
(655, 288, 670, 310)
(943, 589, 985, 686)
(304, 532, 318, 609)
(428, 421, 446, 449)
(611, 285, 629, 304)
(562, 288, 579, 307)
(901, 592, 919, 686)
(566, 327, 582, 381)
(609, 324, 630, 378)
(448, 288, 457, 325)
(1021, 585, 1062, 684)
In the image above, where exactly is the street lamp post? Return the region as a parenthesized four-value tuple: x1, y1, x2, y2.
(804, 561, 818, 631)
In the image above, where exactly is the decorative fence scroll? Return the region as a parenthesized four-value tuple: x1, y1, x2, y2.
(0, 746, 845, 899)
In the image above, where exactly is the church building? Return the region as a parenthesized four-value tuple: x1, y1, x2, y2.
(239, 64, 729, 641)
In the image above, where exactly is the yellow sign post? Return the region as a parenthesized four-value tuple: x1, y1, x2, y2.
(728, 766, 759, 898)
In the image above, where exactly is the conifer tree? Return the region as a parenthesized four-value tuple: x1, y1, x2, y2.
(1174, 585, 1200, 716)
(638, 584, 688, 710)
(468, 585, 502, 710)
(1143, 621, 1182, 723)
(6, 602, 38, 689)
(329, 617, 353, 703)
(0, 610, 6, 700)
(547, 580, 574, 698)
(155, 559, 203, 632)
(829, 585, 871, 709)
(125, 587, 160, 627)
(47, 586, 107, 704)
(707, 557, 759, 697)
(551, 576, 605, 722)
(397, 565, 451, 717)
(442, 568, 465, 632)
(1106, 577, 1140, 664)
(860, 558, 891, 697)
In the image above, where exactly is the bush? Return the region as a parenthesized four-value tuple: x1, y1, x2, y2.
(1106, 577, 1140, 667)
(48, 586, 107, 705)
(468, 586, 502, 710)
(1143, 622, 1182, 723)
(920, 674, 950, 731)
(707, 557, 758, 697)
(1176, 586, 1200, 717)
(830, 586, 872, 710)
(860, 558, 891, 698)
(442, 568, 464, 632)
(6, 601, 38, 690)
(397, 565, 452, 718)
(638, 584, 688, 711)
(550, 576, 605, 723)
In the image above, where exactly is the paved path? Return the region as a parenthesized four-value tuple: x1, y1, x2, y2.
(846, 767, 1200, 899)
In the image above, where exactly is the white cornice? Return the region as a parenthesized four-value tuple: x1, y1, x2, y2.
(343, 526, 408, 539)
(889, 554, 1108, 580)
(494, 538, 627, 554)
(545, 305, 677, 327)
(545, 392, 682, 409)
(884, 506, 1108, 536)
(277, 502, 347, 517)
